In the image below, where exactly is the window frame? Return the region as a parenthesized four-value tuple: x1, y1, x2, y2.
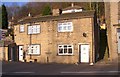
(58, 22, 73, 32)
(27, 24, 40, 34)
(118, 19, 120, 23)
(19, 24, 25, 33)
(27, 44, 40, 55)
(58, 44, 74, 55)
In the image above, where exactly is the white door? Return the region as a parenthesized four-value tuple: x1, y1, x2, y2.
(117, 29, 120, 53)
(19, 46, 24, 62)
(80, 44, 89, 63)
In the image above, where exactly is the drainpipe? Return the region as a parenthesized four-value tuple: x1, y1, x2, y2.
(29, 30, 32, 59)
(90, 11, 96, 66)
(90, 19, 94, 66)
(29, 22, 32, 59)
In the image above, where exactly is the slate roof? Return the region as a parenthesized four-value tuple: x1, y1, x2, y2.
(18, 10, 95, 24)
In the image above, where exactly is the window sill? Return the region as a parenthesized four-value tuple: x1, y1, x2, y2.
(57, 54, 74, 56)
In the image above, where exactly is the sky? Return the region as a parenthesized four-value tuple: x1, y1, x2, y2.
(0, 0, 30, 7)
(0, 0, 120, 7)
(2, 2, 28, 7)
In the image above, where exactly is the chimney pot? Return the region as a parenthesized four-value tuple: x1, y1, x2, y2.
(71, 3, 74, 7)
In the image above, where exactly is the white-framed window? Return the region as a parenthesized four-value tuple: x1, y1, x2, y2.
(58, 45, 73, 55)
(118, 19, 120, 23)
(27, 44, 40, 55)
(58, 22, 73, 32)
(20, 25, 25, 32)
(28, 24, 40, 34)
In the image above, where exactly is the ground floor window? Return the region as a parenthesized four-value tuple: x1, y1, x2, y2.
(27, 44, 40, 55)
(58, 45, 73, 55)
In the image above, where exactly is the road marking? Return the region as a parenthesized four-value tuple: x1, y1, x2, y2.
(2, 72, 35, 74)
(13, 72, 35, 74)
(61, 71, 120, 73)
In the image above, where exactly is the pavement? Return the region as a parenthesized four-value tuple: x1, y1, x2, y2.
(1, 60, 119, 76)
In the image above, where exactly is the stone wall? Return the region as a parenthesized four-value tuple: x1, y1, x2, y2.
(14, 17, 95, 64)
(105, 2, 119, 61)
(0, 47, 8, 61)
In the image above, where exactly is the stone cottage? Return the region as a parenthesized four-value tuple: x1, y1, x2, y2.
(12, 5, 99, 64)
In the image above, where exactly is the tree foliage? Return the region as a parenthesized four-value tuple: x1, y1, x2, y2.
(2, 4, 8, 29)
(42, 4, 52, 16)
(0, 6, 2, 29)
(6, 2, 105, 21)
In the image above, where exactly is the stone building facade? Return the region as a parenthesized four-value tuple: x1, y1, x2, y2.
(105, 2, 120, 62)
(13, 6, 99, 64)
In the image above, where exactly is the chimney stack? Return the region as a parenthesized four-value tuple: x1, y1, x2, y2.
(71, 3, 74, 7)
(52, 9, 61, 16)
(28, 12, 31, 17)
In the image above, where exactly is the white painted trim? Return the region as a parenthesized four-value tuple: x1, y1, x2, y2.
(57, 44, 74, 55)
(61, 71, 119, 74)
(78, 43, 90, 63)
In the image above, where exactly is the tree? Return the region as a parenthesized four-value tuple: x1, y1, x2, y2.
(2, 4, 8, 29)
(8, 3, 20, 19)
(0, 6, 2, 29)
(42, 4, 52, 16)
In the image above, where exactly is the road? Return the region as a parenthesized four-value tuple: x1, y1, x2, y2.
(1, 61, 119, 76)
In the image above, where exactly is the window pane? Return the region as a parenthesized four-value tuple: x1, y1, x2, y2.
(28, 25, 40, 34)
(68, 22, 71, 25)
(68, 48, 72, 53)
(36, 25, 40, 33)
(64, 45, 67, 48)
(28, 26, 31, 34)
(63, 26, 67, 30)
(20, 25, 24, 32)
(68, 45, 72, 47)
(58, 26, 62, 32)
(58, 45, 73, 55)
(68, 26, 71, 30)
(58, 22, 73, 32)
(59, 45, 62, 48)
(64, 49, 67, 53)
(27, 45, 40, 55)
(59, 49, 63, 53)
(32, 26, 36, 34)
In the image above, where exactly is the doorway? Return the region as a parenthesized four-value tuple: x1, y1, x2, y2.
(18, 45, 24, 62)
(8, 43, 18, 61)
(117, 28, 120, 53)
(79, 44, 90, 63)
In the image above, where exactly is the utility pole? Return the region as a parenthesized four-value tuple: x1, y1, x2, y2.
(28, 13, 32, 59)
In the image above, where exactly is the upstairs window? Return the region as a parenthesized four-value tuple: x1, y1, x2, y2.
(58, 45, 73, 55)
(58, 22, 73, 32)
(20, 25, 25, 32)
(28, 25, 40, 34)
(118, 20, 120, 23)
